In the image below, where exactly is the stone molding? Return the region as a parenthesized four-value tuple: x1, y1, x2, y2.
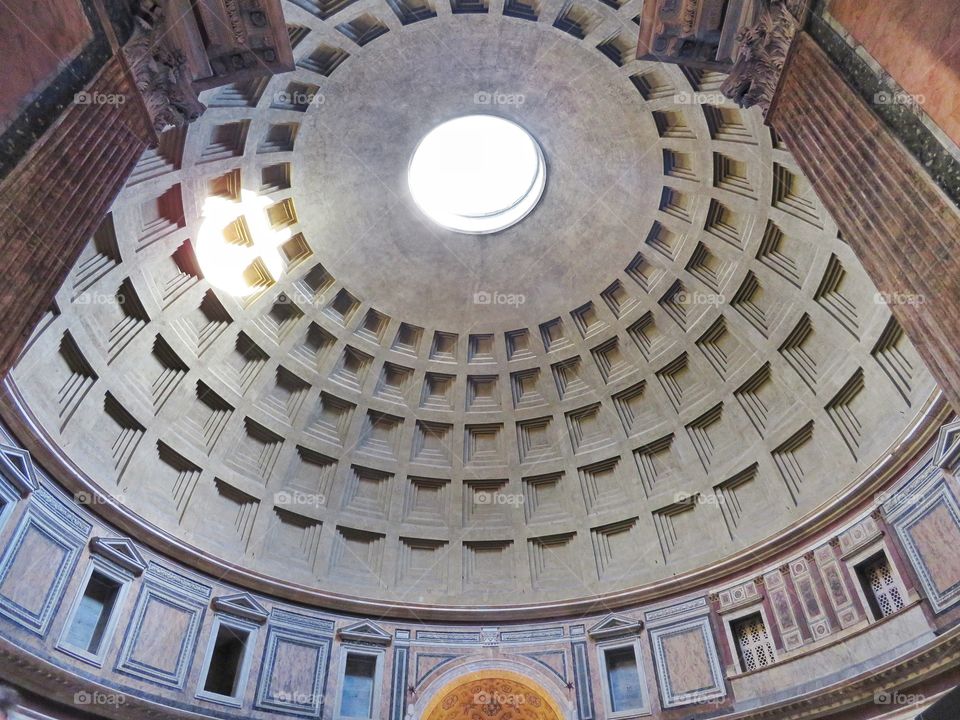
(120, 2, 205, 134)
(722, 0, 811, 114)
(89, 536, 147, 575)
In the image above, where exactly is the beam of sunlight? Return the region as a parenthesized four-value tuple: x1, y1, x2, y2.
(196, 189, 293, 297)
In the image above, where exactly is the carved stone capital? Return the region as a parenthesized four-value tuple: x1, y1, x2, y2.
(721, 0, 810, 115)
(122, 1, 205, 133)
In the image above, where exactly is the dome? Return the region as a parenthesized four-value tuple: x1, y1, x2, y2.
(8, 2, 938, 614)
(6, 1, 960, 719)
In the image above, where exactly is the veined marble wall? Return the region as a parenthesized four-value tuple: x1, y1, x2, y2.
(0, 419, 958, 720)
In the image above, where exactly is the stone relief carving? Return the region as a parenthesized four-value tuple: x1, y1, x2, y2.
(122, 1, 205, 132)
(721, 0, 810, 114)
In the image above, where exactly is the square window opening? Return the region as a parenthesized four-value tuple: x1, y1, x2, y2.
(731, 612, 775, 672)
(203, 624, 250, 698)
(604, 645, 644, 713)
(855, 550, 906, 620)
(340, 652, 378, 718)
(64, 571, 123, 656)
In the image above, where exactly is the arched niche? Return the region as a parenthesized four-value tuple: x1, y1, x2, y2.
(416, 668, 569, 720)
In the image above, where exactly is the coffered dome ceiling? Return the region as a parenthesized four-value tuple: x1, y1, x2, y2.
(9, 0, 938, 609)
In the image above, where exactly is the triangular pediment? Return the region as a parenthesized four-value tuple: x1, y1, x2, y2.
(588, 613, 643, 639)
(211, 592, 269, 624)
(89, 536, 147, 575)
(934, 420, 960, 470)
(338, 620, 392, 645)
(0, 443, 38, 496)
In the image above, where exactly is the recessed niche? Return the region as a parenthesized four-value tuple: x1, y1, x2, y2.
(468, 334, 496, 363)
(336, 14, 389, 46)
(411, 421, 453, 467)
(466, 375, 501, 411)
(298, 44, 350, 76)
(330, 345, 373, 391)
(421, 372, 455, 410)
(430, 331, 459, 362)
(392, 323, 423, 356)
(304, 392, 355, 447)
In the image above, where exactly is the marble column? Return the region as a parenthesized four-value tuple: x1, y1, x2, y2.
(766, 33, 960, 413)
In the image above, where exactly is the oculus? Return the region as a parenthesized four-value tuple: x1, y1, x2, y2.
(408, 115, 546, 234)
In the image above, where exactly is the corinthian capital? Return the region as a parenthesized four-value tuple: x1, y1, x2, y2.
(122, 1, 206, 133)
(721, 0, 810, 115)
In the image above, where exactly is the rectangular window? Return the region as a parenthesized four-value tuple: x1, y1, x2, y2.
(732, 612, 775, 672)
(340, 652, 378, 718)
(63, 571, 123, 656)
(604, 645, 645, 713)
(855, 551, 906, 620)
(202, 624, 251, 698)
(0, 484, 19, 534)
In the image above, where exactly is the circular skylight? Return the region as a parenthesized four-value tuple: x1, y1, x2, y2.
(408, 115, 546, 234)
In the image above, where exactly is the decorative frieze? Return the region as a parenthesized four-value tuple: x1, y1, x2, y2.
(716, 578, 763, 613)
(789, 557, 831, 641)
(837, 514, 884, 559)
(645, 596, 709, 625)
(764, 568, 803, 650)
(813, 543, 860, 628)
(500, 627, 565, 643)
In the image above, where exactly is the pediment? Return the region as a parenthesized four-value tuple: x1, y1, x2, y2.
(338, 620, 392, 645)
(934, 420, 960, 470)
(89, 536, 147, 575)
(588, 613, 643, 639)
(0, 443, 38, 496)
(211, 592, 269, 624)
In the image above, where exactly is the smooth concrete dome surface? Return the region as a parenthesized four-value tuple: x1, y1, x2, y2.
(9, 0, 939, 609)
(407, 115, 546, 234)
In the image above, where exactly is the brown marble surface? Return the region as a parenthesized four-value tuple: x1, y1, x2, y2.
(830, 0, 960, 148)
(0, 0, 92, 135)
